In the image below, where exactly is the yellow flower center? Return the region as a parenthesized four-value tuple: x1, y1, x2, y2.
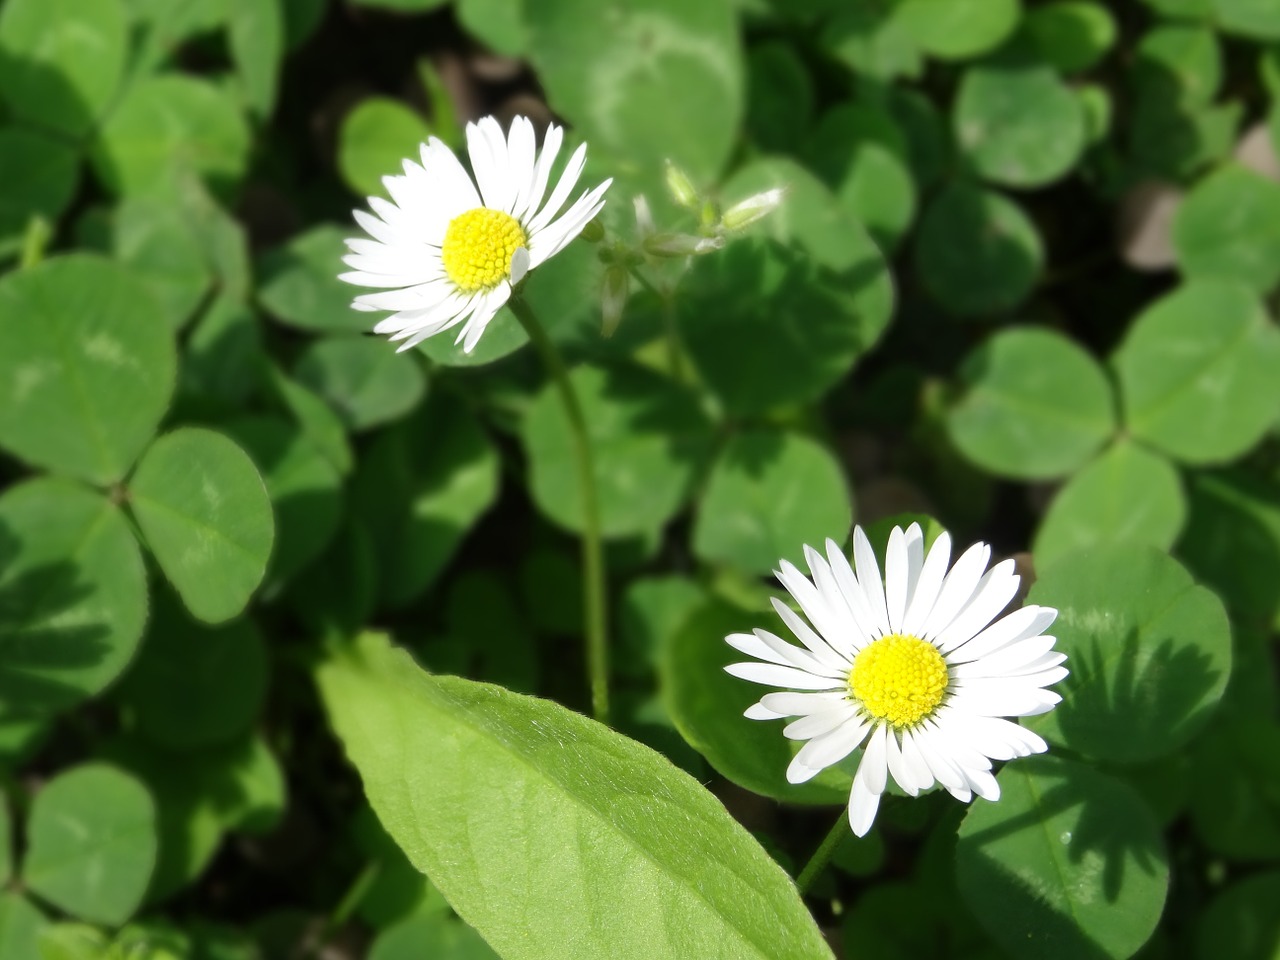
(850, 633, 948, 728)
(440, 208, 527, 292)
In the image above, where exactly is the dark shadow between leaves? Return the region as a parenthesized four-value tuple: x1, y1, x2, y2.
(0, 520, 113, 714)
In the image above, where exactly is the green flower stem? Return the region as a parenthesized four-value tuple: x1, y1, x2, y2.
(625, 264, 685, 381)
(510, 295, 610, 724)
(795, 815, 848, 894)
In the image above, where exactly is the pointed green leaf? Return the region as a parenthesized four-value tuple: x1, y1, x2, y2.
(129, 428, 274, 624)
(0, 254, 175, 485)
(317, 633, 835, 960)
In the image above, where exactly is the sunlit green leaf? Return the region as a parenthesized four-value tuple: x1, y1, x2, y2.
(895, 0, 1020, 61)
(294, 335, 426, 432)
(1026, 544, 1231, 762)
(956, 756, 1169, 960)
(1173, 164, 1280, 293)
(946, 328, 1115, 480)
(317, 632, 836, 960)
(1112, 280, 1280, 465)
(337, 98, 433, 198)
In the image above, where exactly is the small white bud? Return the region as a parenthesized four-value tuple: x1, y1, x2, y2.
(643, 232, 726, 258)
(664, 160, 699, 210)
(633, 194, 655, 237)
(721, 187, 786, 232)
(601, 265, 629, 337)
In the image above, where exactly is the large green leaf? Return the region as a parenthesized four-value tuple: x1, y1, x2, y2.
(128, 428, 274, 624)
(946, 328, 1115, 480)
(522, 363, 714, 537)
(693, 429, 852, 574)
(0, 0, 127, 138)
(895, 0, 1020, 60)
(23, 763, 158, 926)
(0, 893, 47, 959)
(0, 254, 174, 485)
(525, 0, 742, 185)
(956, 756, 1169, 960)
(1196, 871, 1280, 958)
(0, 478, 147, 716)
(370, 913, 498, 960)
(1112, 280, 1280, 465)
(1026, 544, 1231, 763)
(316, 632, 835, 960)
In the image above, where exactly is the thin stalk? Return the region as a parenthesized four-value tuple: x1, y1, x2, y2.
(626, 264, 684, 381)
(509, 296, 610, 724)
(795, 815, 848, 894)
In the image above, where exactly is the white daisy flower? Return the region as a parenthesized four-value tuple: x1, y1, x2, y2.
(339, 115, 612, 353)
(726, 523, 1067, 837)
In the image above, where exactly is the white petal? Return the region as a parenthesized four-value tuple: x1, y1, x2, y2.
(459, 283, 511, 353)
(948, 605, 1058, 663)
(824, 538, 881, 647)
(938, 710, 1047, 760)
(898, 729, 937, 793)
(950, 635, 1060, 679)
(420, 137, 482, 214)
(519, 123, 563, 222)
(787, 717, 871, 782)
(724, 661, 844, 691)
(775, 561, 850, 657)
(355, 281, 453, 313)
(726, 628, 845, 678)
(784, 708, 859, 741)
(901, 531, 952, 637)
(920, 541, 991, 639)
(744, 701, 785, 720)
(352, 208, 404, 246)
(527, 142, 587, 235)
(886, 524, 926, 633)
(803, 546, 863, 654)
(769, 600, 850, 671)
(527, 180, 611, 267)
(884, 729, 919, 796)
(949, 678, 1063, 717)
(847, 725, 889, 836)
(467, 117, 511, 212)
(759, 690, 850, 717)
(851, 527, 891, 636)
(934, 559, 1020, 653)
(910, 725, 969, 793)
(510, 246, 530, 284)
(506, 116, 538, 217)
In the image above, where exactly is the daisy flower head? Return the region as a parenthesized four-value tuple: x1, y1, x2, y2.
(340, 116, 612, 353)
(725, 524, 1067, 837)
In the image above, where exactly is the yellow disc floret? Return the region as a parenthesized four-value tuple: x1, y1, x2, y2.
(850, 633, 948, 728)
(441, 208, 527, 292)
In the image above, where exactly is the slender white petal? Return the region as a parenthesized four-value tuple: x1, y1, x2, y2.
(787, 718, 870, 782)
(920, 541, 990, 639)
(527, 142, 587, 234)
(768, 600, 851, 668)
(848, 725, 889, 836)
(745, 702, 785, 720)
(934, 559, 1020, 653)
(724, 662, 844, 691)
(758, 691, 850, 717)
(851, 527, 891, 636)
(901, 531, 951, 636)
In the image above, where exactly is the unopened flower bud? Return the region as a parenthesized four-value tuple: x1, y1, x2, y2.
(722, 187, 786, 232)
(664, 160, 699, 210)
(643, 232, 726, 258)
(580, 218, 605, 242)
(633, 195, 655, 237)
(601, 265, 629, 337)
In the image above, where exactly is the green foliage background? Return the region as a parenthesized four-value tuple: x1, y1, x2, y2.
(0, 0, 1278, 957)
